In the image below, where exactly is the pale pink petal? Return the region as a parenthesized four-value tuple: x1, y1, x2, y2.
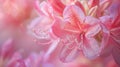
(75, 1, 85, 14)
(99, 15, 113, 29)
(59, 35, 80, 62)
(85, 24, 101, 38)
(28, 16, 53, 45)
(48, 0, 65, 15)
(82, 38, 101, 59)
(35, 1, 53, 18)
(85, 16, 100, 25)
(44, 39, 60, 61)
(99, 0, 112, 12)
(85, 16, 101, 37)
(63, 5, 85, 26)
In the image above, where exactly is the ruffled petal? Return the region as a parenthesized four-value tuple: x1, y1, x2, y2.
(63, 5, 85, 27)
(59, 35, 80, 62)
(82, 38, 101, 59)
(35, 1, 53, 18)
(28, 16, 53, 45)
(85, 16, 100, 26)
(84, 17, 109, 59)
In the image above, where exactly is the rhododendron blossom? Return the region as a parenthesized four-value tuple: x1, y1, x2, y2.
(52, 0, 110, 62)
(0, 0, 120, 67)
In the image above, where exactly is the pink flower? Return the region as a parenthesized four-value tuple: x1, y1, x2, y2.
(52, 0, 111, 62)
(99, 1, 120, 66)
(28, 0, 57, 45)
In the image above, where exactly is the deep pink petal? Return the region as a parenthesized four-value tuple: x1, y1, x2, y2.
(48, 0, 65, 15)
(63, 21, 81, 34)
(88, 0, 99, 8)
(52, 18, 65, 38)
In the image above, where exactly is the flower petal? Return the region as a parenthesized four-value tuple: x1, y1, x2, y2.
(88, 0, 99, 8)
(99, 0, 112, 13)
(88, 6, 98, 16)
(35, 1, 53, 18)
(111, 27, 120, 44)
(63, 5, 85, 27)
(52, 18, 66, 38)
(59, 35, 79, 62)
(28, 16, 53, 45)
(48, 0, 65, 15)
(82, 38, 101, 59)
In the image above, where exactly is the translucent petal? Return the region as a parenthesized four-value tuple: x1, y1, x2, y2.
(60, 39, 79, 62)
(63, 5, 85, 27)
(82, 38, 101, 59)
(59, 35, 79, 62)
(28, 16, 53, 45)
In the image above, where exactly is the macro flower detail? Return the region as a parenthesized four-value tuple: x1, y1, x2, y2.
(52, 4, 109, 62)
(1, 0, 120, 67)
